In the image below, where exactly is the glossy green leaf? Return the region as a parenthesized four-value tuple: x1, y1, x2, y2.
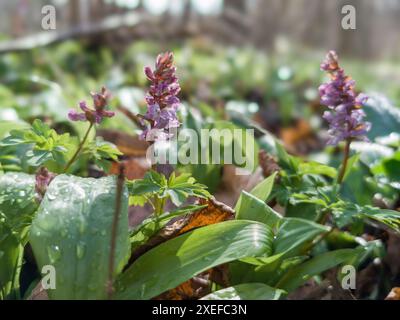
(201, 283, 285, 300)
(0, 221, 23, 300)
(29, 175, 130, 299)
(276, 248, 363, 292)
(115, 220, 273, 300)
(363, 94, 400, 140)
(249, 172, 277, 201)
(273, 218, 329, 257)
(235, 191, 282, 227)
(0, 172, 38, 238)
(298, 162, 337, 179)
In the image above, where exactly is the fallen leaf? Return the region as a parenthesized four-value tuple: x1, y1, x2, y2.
(109, 158, 150, 180)
(385, 287, 400, 300)
(97, 129, 149, 157)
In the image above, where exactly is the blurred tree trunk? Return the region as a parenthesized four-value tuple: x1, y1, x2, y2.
(251, 0, 283, 49)
(224, 0, 246, 12)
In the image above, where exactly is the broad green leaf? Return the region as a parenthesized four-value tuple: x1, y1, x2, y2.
(248, 255, 309, 287)
(345, 240, 385, 269)
(232, 218, 329, 286)
(0, 221, 23, 300)
(249, 172, 277, 201)
(273, 218, 329, 257)
(276, 248, 363, 292)
(276, 142, 299, 172)
(0, 172, 38, 238)
(298, 162, 337, 179)
(340, 161, 376, 206)
(235, 191, 282, 227)
(29, 175, 130, 299)
(201, 283, 285, 300)
(115, 220, 273, 300)
(363, 94, 400, 140)
(373, 151, 400, 182)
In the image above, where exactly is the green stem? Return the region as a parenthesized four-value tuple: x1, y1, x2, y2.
(64, 123, 93, 172)
(106, 165, 125, 299)
(154, 196, 166, 216)
(337, 138, 352, 185)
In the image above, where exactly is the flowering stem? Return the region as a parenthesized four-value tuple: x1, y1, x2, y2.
(337, 138, 352, 185)
(64, 123, 93, 172)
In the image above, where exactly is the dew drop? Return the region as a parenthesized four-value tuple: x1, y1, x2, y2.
(76, 242, 86, 259)
(47, 192, 56, 201)
(47, 245, 61, 263)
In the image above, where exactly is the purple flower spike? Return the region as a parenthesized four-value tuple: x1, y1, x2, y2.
(68, 86, 114, 124)
(139, 52, 181, 142)
(319, 51, 371, 145)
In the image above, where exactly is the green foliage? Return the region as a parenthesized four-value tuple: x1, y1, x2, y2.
(373, 150, 400, 182)
(0, 172, 38, 238)
(29, 175, 130, 299)
(0, 120, 72, 169)
(0, 221, 23, 300)
(1, 40, 400, 301)
(273, 218, 329, 257)
(276, 248, 363, 292)
(235, 191, 282, 228)
(127, 170, 210, 208)
(201, 283, 285, 300)
(0, 172, 38, 299)
(83, 137, 122, 172)
(115, 220, 273, 300)
(249, 172, 277, 202)
(333, 203, 400, 232)
(363, 94, 400, 140)
(178, 106, 260, 192)
(129, 204, 206, 251)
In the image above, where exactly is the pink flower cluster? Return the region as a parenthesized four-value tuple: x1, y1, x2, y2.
(68, 87, 114, 124)
(319, 51, 371, 145)
(140, 52, 181, 141)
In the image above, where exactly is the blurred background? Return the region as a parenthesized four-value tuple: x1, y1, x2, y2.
(2, 0, 400, 59)
(2, 2, 400, 301)
(0, 0, 399, 156)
